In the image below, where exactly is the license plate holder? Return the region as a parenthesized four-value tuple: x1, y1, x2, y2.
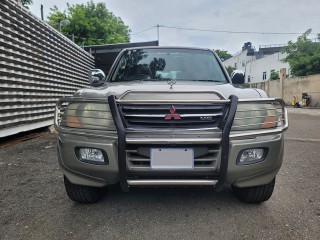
(150, 148, 194, 170)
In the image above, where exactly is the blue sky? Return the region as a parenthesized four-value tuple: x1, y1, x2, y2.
(29, 0, 320, 54)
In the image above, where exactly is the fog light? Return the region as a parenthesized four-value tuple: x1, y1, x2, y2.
(238, 148, 266, 165)
(76, 147, 108, 164)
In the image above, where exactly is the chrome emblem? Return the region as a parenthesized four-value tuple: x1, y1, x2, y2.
(165, 105, 181, 120)
(167, 79, 176, 89)
(200, 116, 213, 121)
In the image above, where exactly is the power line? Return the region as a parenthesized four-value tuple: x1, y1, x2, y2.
(131, 24, 316, 36)
(159, 25, 315, 35)
(131, 26, 157, 35)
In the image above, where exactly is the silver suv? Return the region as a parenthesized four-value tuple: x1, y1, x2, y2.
(54, 47, 288, 204)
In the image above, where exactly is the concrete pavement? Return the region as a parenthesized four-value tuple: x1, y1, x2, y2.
(0, 111, 319, 240)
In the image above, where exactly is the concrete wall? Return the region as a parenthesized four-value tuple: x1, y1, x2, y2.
(250, 72, 320, 107)
(267, 79, 282, 99)
(283, 74, 320, 106)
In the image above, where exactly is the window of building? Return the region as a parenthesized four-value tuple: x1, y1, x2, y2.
(247, 75, 251, 83)
(242, 61, 245, 67)
(271, 69, 275, 73)
(263, 71, 267, 80)
(234, 63, 237, 68)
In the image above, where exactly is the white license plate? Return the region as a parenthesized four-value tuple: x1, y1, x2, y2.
(150, 148, 194, 170)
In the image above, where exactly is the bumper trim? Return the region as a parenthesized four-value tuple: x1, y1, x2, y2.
(128, 179, 218, 186)
(126, 137, 221, 144)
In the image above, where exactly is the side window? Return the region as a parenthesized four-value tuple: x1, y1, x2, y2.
(262, 71, 266, 80)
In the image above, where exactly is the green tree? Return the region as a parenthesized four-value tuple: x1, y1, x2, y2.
(281, 29, 320, 76)
(269, 71, 279, 80)
(21, 0, 33, 9)
(47, 1, 131, 46)
(226, 66, 235, 76)
(214, 49, 232, 61)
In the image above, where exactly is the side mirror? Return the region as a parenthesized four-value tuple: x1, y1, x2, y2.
(231, 70, 245, 85)
(88, 69, 106, 87)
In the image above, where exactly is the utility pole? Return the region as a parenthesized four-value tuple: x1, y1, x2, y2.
(40, 5, 44, 21)
(157, 24, 160, 45)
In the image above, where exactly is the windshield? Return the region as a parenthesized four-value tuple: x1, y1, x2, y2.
(110, 48, 228, 83)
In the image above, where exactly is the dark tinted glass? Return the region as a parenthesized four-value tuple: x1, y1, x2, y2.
(111, 48, 227, 82)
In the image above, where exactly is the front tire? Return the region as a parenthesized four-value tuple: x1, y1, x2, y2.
(64, 176, 107, 203)
(232, 178, 275, 204)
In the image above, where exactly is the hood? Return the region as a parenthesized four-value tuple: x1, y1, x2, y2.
(74, 81, 265, 100)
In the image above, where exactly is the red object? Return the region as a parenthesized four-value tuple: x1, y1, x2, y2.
(165, 105, 181, 120)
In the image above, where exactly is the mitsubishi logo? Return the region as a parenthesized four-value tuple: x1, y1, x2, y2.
(167, 79, 176, 89)
(165, 105, 181, 120)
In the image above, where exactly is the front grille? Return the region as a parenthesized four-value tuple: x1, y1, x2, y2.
(119, 104, 225, 129)
(126, 144, 221, 173)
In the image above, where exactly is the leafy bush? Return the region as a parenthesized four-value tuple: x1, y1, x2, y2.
(226, 66, 236, 76)
(215, 49, 232, 61)
(47, 1, 131, 46)
(270, 71, 279, 80)
(282, 29, 320, 76)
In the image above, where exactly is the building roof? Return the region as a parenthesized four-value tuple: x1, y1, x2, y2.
(83, 41, 159, 72)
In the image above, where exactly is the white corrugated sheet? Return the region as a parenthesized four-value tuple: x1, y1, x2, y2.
(0, 0, 95, 137)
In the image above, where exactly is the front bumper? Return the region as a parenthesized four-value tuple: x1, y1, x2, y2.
(57, 131, 284, 188)
(55, 93, 288, 190)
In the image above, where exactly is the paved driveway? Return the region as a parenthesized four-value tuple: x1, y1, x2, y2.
(0, 110, 319, 240)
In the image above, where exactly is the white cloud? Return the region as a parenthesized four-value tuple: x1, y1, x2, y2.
(29, 0, 320, 53)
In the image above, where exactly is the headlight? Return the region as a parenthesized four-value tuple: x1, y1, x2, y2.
(232, 103, 278, 131)
(61, 103, 115, 130)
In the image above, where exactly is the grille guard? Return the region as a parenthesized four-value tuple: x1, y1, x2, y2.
(55, 92, 288, 191)
(55, 93, 288, 138)
(108, 94, 237, 192)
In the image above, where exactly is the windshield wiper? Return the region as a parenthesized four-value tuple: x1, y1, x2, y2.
(189, 79, 225, 82)
(142, 77, 172, 81)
